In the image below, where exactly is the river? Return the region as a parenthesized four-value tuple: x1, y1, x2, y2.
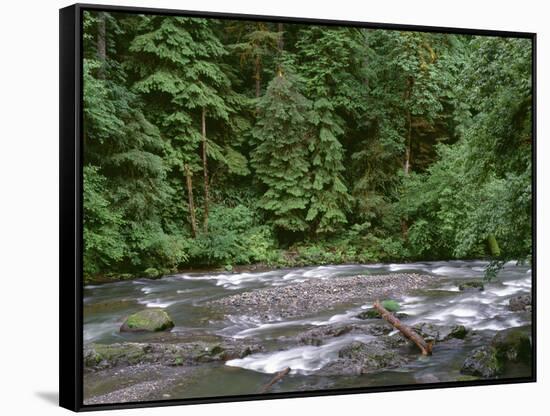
(83, 260, 532, 402)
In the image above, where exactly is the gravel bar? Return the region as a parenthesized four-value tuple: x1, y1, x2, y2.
(208, 273, 436, 319)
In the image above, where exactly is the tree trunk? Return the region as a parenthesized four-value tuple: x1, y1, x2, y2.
(401, 78, 414, 238)
(254, 55, 261, 98)
(201, 108, 209, 233)
(276, 23, 284, 76)
(363, 29, 369, 88)
(97, 12, 107, 76)
(277, 23, 284, 51)
(404, 109, 412, 175)
(259, 367, 290, 393)
(184, 164, 198, 238)
(373, 301, 432, 356)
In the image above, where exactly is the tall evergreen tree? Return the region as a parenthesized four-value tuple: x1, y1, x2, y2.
(129, 16, 238, 234)
(296, 27, 367, 233)
(251, 72, 312, 234)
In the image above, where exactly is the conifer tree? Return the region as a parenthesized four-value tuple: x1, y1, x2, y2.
(295, 27, 366, 233)
(129, 16, 237, 234)
(251, 72, 312, 233)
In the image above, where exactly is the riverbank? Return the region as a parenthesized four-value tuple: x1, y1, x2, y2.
(84, 253, 502, 285)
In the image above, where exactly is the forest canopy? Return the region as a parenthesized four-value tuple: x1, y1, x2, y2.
(82, 11, 533, 283)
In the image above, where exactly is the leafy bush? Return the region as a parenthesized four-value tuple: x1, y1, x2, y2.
(189, 204, 277, 266)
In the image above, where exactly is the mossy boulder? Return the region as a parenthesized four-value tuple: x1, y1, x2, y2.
(381, 300, 400, 312)
(491, 326, 532, 363)
(84, 343, 149, 369)
(461, 346, 502, 378)
(356, 309, 381, 320)
(458, 281, 485, 291)
(325, 340, 407, 375)
(120, 309, 174, 332)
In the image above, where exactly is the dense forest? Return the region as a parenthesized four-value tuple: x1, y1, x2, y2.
(82, 11, 532, 284)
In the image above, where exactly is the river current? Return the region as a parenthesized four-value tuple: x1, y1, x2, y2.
(83, 260, 532, 400)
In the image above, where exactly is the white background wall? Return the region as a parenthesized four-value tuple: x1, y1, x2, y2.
(0, 0, 547, 414)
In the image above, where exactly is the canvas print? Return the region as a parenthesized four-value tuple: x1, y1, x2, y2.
(81, 10, 533, 405)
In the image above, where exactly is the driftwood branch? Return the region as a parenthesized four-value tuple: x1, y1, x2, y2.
(373, 301, 433, 356)
(259, 367, 290, 393)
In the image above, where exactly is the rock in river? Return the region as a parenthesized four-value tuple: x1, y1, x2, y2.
(461, 346, 502, 378)
(321, 340, 408, 376)
(509, 294, 532, 312)
(413, 322, 468, 342)
(84, 340, 263, 371)
(458, 281, 485, 291)
(460, 326, 532, 378)
(491, 326, 532, 363)
(120, 308, 175, 332)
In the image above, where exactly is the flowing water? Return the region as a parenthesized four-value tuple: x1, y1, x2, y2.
(83, 260, 532, 401)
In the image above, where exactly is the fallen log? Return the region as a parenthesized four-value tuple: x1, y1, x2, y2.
(259, 367, 291, 393)
(373, 300, 433, 356)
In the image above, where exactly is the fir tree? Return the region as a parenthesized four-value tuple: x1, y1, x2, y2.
(251, 72, 312, 233)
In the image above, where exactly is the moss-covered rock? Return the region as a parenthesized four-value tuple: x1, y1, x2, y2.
(120, 309, 174, 332)
(84, 343, 149, 369)
(356, 309, 381, 320)
(448, 325, 468, 340)
(491, 326, 532, 363)
(356, 308, 408, 320)
(461, 346, 502, 378)
(381, 300, 400, 312)
(84, 340, 263, 371)
(324, 340, 407, 375)
(458, 281, 485, 291)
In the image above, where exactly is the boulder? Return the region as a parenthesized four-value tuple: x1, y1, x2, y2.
(413, 323, 468, 342)
(356, 309, 380, 320)
(381, 300, 400, 312)
(321, 340, 408, 375)
(120, 309, 175, 332)
(458, 281, 485, 291)
(461, 346, 502, 378)
(491, 326, 532, 363)
(509, 294, 532, 312)
(298, 325, 355, 346)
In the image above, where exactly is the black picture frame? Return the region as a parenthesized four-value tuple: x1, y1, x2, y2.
(60, 3, 537, 412)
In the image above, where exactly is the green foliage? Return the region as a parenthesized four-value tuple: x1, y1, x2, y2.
(189, 204, 278, 265)
(83, 166, 126, 278)
(399, 36, 532, 273)
(81, 12, 532, 283)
